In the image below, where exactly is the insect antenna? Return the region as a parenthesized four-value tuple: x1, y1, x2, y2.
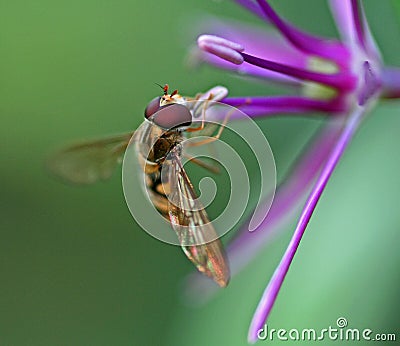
(154, 83, 169, 95)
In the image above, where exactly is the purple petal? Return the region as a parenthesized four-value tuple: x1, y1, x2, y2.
(329, 0, 358, 44)
(241, 52, 357, 91)
(350, 0, 366, 49)
(222, 96, 346, 118)
(351, 0, 381, 58)
(199, 19, 309, 67)
(254, 0, 350, 67)
(329, 0, 381, 59)
(359, 2, 382, 60)
(195, 19, 309, 85)
(248, 105, 366, 343)
(199, 51, 302, 86)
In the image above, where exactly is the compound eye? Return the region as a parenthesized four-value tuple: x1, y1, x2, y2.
(151, 103, 192, 130)
(144, 97, 161, 119)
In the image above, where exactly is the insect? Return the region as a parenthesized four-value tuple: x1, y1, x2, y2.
(48, 84, 231, 287)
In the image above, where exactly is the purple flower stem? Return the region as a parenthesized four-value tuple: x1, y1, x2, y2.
(248, 105, 366, 343)
(241, 53, 356, 91)
(223, 96, 346, 114)
(351, 0, 366, 49)
(254, 0, 350, 65)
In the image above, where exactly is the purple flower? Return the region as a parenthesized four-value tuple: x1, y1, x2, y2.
(190, 0, 400, 343)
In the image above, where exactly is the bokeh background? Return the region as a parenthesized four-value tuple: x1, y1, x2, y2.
(1, 1, 399, 345)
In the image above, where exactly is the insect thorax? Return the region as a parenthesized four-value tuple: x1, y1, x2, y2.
(147, 131, 182, 164)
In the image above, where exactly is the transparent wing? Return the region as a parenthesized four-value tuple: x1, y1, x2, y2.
(47, 131, 135, 184)
(166, 151, 230, 287)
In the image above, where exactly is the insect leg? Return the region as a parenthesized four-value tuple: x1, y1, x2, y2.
(187, 99, 251, 147)
(186, 106, 231, 147)
(185, 93, 213, 133)
(183, 153, 220, 174)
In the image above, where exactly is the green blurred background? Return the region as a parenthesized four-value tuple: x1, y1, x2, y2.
(1, 1, 399, 345)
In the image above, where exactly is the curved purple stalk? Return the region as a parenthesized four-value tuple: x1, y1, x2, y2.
(198, 35, 357, 91)
(254, 0, 350, 65)
(351, 0, 366, 49)
(248, 105, 366, 343)
(241, 52, 356, 91)
(223, 96, 346, 115)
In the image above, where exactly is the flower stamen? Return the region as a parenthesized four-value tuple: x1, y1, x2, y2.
(197, 35, 244, 64)
(223, 96, 346, 116)
(198, 34, 357, 92)
(241, 52, 356, 91)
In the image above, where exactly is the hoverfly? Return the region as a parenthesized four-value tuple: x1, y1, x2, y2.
(49, 84, 230, 287)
